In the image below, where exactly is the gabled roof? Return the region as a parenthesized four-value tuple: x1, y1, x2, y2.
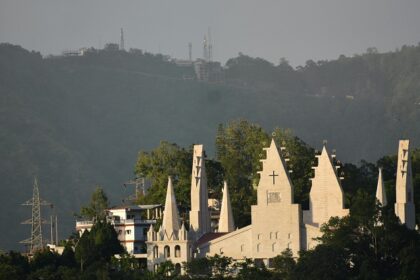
(195, 232, 229, 246)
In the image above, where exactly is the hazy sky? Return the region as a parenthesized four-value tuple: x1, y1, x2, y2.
(1, 0, 420, 66)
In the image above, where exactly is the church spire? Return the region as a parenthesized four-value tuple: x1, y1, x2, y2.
(308, 142, 348, 225)
(394, 140, 416, 229)
(376, 168, 387, 206)
(257, 138, 294, 204)
(189, 145, 211, 237)
(218, 181, 235, 233)
(162, 176, 180, 234)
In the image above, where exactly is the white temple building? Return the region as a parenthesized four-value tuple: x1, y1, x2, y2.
(146, 139, 417, 271)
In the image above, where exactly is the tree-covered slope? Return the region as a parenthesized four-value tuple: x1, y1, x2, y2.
(0, 43, 419, 250)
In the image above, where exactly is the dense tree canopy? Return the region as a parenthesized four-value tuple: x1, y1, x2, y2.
(79, 186, 110, 220)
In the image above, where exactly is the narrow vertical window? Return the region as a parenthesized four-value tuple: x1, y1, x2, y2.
(164, 245, 170, 258)
(175, 245, 181, 258)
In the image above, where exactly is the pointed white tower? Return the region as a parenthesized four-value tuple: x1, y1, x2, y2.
(256, 139, 294, 205)
(147, 224, 156, 241)
(189, 145, 211, 238)
(376, 168, 387, 206)
(179, 222, 188, 241)
(218, 181, 235, 233)
(162, 177, 180, 238)
(394, 140, 416, 229)
(308, 143, 349, 225)
(251, 139, 302, 256)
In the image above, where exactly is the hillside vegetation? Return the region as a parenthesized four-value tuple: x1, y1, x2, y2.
(0, 43, 419, 250)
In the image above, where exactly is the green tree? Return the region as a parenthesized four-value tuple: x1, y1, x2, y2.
(79, 186, 109, 220)
(135, 141, 224, 222)
(0, 251, 29, 279)
(75, 221, 124, 272)
(309, 190, 420, 280)
(30, 248, 60, 272)
(134, 141, 192, 208)
(60, 244, 77, 268)
(155, 260, 175, 277)
(0, 263, 25, 280)
(74, 230, 95, 271)
(183, 257, 212, 278)
(292, 245, 350, 280)
(271, 248, 296, 279)
(236, 258, 271, 280)
(208, 254, 234, 279)
(216, 120, 269, 227)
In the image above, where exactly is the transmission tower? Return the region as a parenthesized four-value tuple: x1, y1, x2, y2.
(21, 177, 52, 253)
(122, 176, 145, 203)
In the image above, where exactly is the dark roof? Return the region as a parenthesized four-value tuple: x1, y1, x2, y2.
(195, 232, 228, 246)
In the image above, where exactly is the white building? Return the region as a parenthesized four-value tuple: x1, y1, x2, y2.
(76, 204, 162, 258)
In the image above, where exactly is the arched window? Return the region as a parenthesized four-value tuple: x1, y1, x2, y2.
(257, 234, 262, 240)
(219, 247, 224, 254)
(240, 244, 244, 252)
(175, 263, 181, 274)
(257, 243, 261, 252)
(153, 246, 158, 259)
(175, 245, 181, 258)
(272, 243, 276, 252)
(164, 245, 170, 258)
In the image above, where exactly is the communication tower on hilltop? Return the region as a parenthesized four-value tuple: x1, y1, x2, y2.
(203, 35, 208, 61)
(21, 177, 52, 253)
(208, 27, 213, 62)
(120, 28, 125, 51)
(202, 28, 214, 62)
(189, 42, 192, 61)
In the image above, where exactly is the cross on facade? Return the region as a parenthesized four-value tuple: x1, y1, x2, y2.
(269, 170, 278, 184)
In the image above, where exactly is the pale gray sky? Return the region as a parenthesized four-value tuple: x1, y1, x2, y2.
(1, 0, 420, 66)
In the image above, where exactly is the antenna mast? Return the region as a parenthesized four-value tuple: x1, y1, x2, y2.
(208, 27, 213, 62)
(188, 42, 192, 61)
(203, 35, 208, 61)
(120, 28, 125, 51)
(21, 177, 52, 253)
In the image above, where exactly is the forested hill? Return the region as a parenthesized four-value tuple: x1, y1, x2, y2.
(0, 43, 419, 250)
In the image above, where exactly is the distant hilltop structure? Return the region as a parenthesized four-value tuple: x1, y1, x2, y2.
(57, 27, 223, 82)
(61, 48, 87, 57)
(172, 28, 223, 82)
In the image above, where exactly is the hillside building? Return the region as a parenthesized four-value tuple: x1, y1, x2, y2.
(76, 204, 162, 257)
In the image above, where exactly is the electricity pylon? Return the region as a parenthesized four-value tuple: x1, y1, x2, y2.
(122, 176, 145, 203)
(21, 177, 51, 254)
